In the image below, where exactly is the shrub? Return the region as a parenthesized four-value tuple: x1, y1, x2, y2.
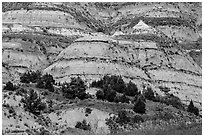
(111, 75, 126, 93)
(15, 88, 27, 96)
(8, 106, 15, 114)
(153, 110, 175, 121)
(105, 116, 119, 134)
(20, 71, 31, 83)
(125, 81, 139, 96)
(75, 120, 91, 131)
(114, 95, 120, 103)
(21, 89, 46, 115)
(158, 86, 170, 94)
(187, 100, 199, 116)
(133, 94, 145, 103)
(144, 87, 155, 101)
(4, 81, 18, 91)
(161, 94, 184, 110)
(117, 110, 130, 125)
(133, 95, 146, 114)
(96, 90, 104, 100)
(62, 77, 87, 100)
(104, 87, 117, 102)
(39, 127, 50, 135)
(131, 114, 144, 123)
(119, 94, 130, 103)
(85, 107, 92, 114)
(36, 73, 55, 92)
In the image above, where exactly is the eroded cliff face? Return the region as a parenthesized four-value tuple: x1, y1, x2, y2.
(2, 2, 202, 108)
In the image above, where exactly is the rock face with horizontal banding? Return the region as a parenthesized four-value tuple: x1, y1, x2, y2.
(2, 2, 202, 135)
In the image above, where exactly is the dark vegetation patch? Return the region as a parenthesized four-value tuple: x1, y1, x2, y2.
(158, 86, 170, 94)
(91, 75, 186, 111)
(4, 81, 19, 91)
(21, 89, 46, 115)
(187, 100, 199, 116)
(75, 120, 91, 131)
(91, 75, 140, 100)
(20, 70, 55, 92)
(61, 77, 90, 100)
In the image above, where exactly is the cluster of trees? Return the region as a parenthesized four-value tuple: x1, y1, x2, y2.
(20, 70, 41, 83)
(92, 75, 147, 114)
(20, 70, 55, 92)
(106, 109, 145, 134)
(36, 73, 55, 92)
(75, 120, 91, 131)
(21, 89, 46, 115)
(92, 75, 140, 102)
(143, 86, 185, 110)
(4, 81, 18, 91)
(61, 77, 89, 100)
(153, 93, 184, 110)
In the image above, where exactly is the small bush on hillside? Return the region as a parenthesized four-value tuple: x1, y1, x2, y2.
(96, 90, 104, 100)
(133, 94, 146, 103)
(133, 95, 146, 114)
(187, 100, 199, 116)
(15, 88, 27, 96)
(20, 72, 30, 83)
(131, 114, 144, 123)
(118, 94, 130, 103)
(154, 94, 184, 110)
(125, 81, 139, 97)
(104, 87, 117, 102)
(75, 120, 91, 131)
(116, 110, 130, 125)
(143, 87, 155, 101)
(8, 106, 15, 114)
(21, 89, 46, 115)
(85, 107, 92, 114)
(158, 86, 170, 94)
(105, 116, 119, 134)
(161, 94, 184, 110)
(111, 75, 126, 94)
(4, 81, 18, 91)
(153, 110, 175, 121)
(114, 95, 120, 103)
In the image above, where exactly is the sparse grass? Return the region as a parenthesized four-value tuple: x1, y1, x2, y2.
(116, 123, 202, 135)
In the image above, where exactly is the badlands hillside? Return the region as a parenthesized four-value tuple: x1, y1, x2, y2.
(2, 2, 202, 135)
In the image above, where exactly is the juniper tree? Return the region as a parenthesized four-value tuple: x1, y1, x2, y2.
(133, 95, 146, 114)
(187, 100, 199, 116)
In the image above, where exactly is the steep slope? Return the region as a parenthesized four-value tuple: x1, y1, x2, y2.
(44, 20, 201, 108)
(2, 1, 202, 116)
(2, 39, 49, 83)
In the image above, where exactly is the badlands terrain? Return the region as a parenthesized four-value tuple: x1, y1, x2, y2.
(2, 2, 202, 135)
